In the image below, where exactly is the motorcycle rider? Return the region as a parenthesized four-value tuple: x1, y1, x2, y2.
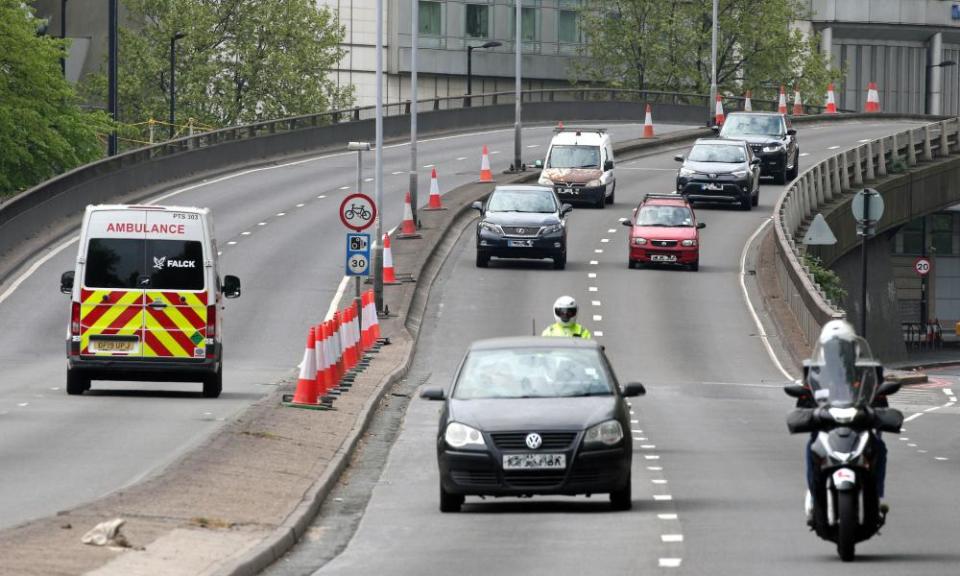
(790, 320, 892, 523)
(541, 296, 592, 339)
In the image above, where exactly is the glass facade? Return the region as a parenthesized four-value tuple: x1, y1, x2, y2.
(466, 4, 489, 39)
(419, 1, 442, 36)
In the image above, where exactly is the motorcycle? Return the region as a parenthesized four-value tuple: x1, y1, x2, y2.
(784, 334, 903, 562)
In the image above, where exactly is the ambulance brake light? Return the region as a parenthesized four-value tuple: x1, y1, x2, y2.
(71, 302, 81, 336)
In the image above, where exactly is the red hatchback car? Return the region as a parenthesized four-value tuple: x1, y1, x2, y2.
(622, 194, 705, 271)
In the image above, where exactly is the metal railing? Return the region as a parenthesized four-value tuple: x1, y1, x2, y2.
(773, 115, 960, 346)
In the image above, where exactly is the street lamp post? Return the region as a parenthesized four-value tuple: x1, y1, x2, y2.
(410, 0, 419, 228)
(466, 41, 501, 107)
(709, 0, 718, 126)
(349, 141, 372, 322)
(374, 0, 385, 314)
(925, 60, 956, 115)
(513, 0, 522, 172)
(107, 0, 118, 156)
(60, 0, 68, 77)
(169, 32, 187, 140)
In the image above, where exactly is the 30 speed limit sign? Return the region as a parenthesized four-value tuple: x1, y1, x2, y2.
(914, 257, 932, 277)
(345, 233, 371, 276)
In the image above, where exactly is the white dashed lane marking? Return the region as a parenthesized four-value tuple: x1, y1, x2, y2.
(277, 212, 286, 217)
(645, 455, 661, 460)
(652, 479, 668, 484)
(592, 315, 602, 321)
(258, 222, 267, 226)
(827, 145, 840, 150)
(661, 535, 684, 543)
(227, 241, 237, 245)
(588, 272, 597, 278)
(659, 559, 682, 568)
(594, 330, 604, 336)
(296, 203, 305, 208)
(591, 301, 601, 306)
(241, 231, 251, 236)
(653, 494, 672, 501)
(800, 152, 810, 157)
(526, 144, 540, 148)
(588, 287, 598, 292)
(658, 513, 678, 520)
(647, 466, 662, 471)
(594, 249, 603, 253)
(607, 228, 617, 233)
(589, 260, 599, 265)
(364, 177, 374, 182)
(339, 186, 350, 190)
(600, 238, 610, 243)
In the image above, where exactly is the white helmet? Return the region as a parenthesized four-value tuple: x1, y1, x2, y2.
(818, 319, 857, 345)
(553, 295, 578, 326)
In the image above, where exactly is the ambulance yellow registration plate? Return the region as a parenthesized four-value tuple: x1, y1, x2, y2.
(91, 338, 137, 353)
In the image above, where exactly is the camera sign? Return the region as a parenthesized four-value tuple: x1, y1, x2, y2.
(345, 233, 371, 276)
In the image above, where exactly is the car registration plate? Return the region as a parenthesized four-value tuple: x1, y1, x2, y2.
(90, 338, 137, 352)
(704, 183, 723, 191)
(650, 254, 677, 262)
(502, 453, 566, 470)
(558, 187, 576, 195)
(508, 239, 533, 248)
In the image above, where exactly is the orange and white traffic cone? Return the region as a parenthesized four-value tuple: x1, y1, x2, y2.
(332, 311, 344, 384)
(714, 94, 725, 127)
(314, 322, 333, 401)
(321, 320, 336, 393)
(642, 104, 655, 138)
(360, 289, 373, 350)
(396, 192, 421, 238)
(291, 327, 319, 405)
(778, 85, 788, 114)
(479, 145, 494, 183)
(425, 167, 445, 210)
(343, 306, 357, 370)
(382, 233, 399, 284)
(825, 83, 837, 114)
(556, 121, 564, 130)
(744, 90, 752, 112)
(865, 82, 880, 112)
(793, 88, 803, 115)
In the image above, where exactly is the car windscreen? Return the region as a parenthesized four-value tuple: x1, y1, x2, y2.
(687, 144, 746, 163)
(486, 190, 557, 213)
(636, 205, 694, 227)
(84, 238, 204, 290)
(721, 115, 783, 137)
(546, 145, 601, 169)
(453, 347, 614, 399)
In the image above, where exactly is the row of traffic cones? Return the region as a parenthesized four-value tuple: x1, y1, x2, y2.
(286, 289, 386, 410)
(713, 81, 882, 125)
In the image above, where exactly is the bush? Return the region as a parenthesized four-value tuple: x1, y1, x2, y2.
(803, 253, 847, 305)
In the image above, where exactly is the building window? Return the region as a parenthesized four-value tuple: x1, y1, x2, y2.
(558, 10, 578, 43)
(931, 213, 955, 256)
(466, 4, 489, 39)
(900, 218, 923, 255)
(511, 7, 538, 42)
(419, 1, 442, 36)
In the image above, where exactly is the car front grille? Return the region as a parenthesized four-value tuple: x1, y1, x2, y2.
(450, 470, 499, 486)
(650, 240, 678, 248)
(750, 144, 763, 154)
(568, 467, 620, 484)
(502, 471, 567, 488)
(491, 432, 578, 451)
(500, 226, 541, 237)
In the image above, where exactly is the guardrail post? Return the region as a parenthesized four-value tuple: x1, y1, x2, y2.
(814, 165, 825, 208)
(939, 120, 950, 156)
(906, 130, 917, 165)
(353, 107, 360, 121)
(865, 142, 876, 181)
(922, 126, 933, 161)
(830, 156, 841, 199)
(877, 137, 887, 177)
(841, 150, 851, 190)
(853, 146, 864, 186)
(890, 133, 900, 163)
(434, 98, 440, 111)
(796, 179, 807, 221)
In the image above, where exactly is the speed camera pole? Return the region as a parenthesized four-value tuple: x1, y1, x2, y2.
(349, 141, 372, 322)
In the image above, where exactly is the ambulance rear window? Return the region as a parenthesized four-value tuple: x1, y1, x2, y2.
(84, 239, 204, 290)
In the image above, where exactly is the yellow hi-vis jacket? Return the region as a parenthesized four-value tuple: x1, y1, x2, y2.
(541, 322, 592, 339)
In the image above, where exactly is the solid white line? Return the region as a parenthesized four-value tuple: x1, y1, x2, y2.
(924, 406, 942, 413)
(945, 402, 955, 408)
(659, 558, 682, 568)
(661, 534, 684, 543)
(325, 275, 352, 321)
(904, 413, 923, 422)
(0, 236, 78, 306)
(740, 217, 797, 381)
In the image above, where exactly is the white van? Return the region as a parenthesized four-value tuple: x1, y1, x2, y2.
(60, 205, 241, 397)
(537, 127, 616, 209)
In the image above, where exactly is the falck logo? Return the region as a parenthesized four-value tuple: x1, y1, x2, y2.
(152, 256, 166, 270)
(525, 433, 542, 450)
(153, 256, 196, 270)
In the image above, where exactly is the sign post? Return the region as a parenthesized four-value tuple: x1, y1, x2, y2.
(851, 188, 885, 337)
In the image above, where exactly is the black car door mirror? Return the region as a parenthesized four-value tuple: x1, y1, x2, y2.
(621, 218, 633, 227)
(60, 271, 74, 294)
(750, 158, 761, 166)
(471, 200, 484, 212)
(604, 160, 614, 171)
(223, 275, 241, 299)
(711, 125, 720, 135)
(673, 154, 684, 162)
(560, 203, 573, 216)
(787, 128, 797, 136)
(783, 383, 807, 398)
(696, 222, 706, 229)
(420, 386, 446, 401)
(622, 382, 646, 397)
(876, 380, 901, 398)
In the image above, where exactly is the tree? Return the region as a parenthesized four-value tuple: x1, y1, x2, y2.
(0, 0, 112, 196)
(81, 0, 353, 144)
(576, 0, 841, 103)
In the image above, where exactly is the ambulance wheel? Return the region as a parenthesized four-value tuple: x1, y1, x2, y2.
(203, 365, 222, 398)
(66, 369, 89, 395)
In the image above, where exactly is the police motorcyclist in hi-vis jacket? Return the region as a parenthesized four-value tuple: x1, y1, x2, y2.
(785, 319, 903, 561)
(541, 296, 592, 339)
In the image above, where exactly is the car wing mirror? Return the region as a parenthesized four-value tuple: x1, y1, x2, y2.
(534, 159, 544, 168)
(673, 154, 684, 162)
(60, 271, 75, 294)
(223, 275, 241, 299)
(784, 382, 807, 398)
(560, 203, 573, 216)
(604, 160, 614, 171)
(750, 158, 761, 166)
(622, 382, 646, 397)
(787, 129, 797, 136)
(420, 386, 446, 401)
(621, 218, 633, 227)
(711, 125, 720, 135)
(471, 200, 484, 212)
(876, 380, 901, 398)
(696, 222, 706, 229)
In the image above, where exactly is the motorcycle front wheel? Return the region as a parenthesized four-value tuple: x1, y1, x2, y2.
(837, 490, 858, 562)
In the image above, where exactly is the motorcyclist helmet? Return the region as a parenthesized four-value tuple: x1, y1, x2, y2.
(553, 295, 578, 326)
(807, 320, 880, 408)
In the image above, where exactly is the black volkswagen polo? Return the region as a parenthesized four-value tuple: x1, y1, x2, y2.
(421, 337, 646, 512)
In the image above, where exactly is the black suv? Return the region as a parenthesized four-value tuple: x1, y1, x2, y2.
(675, 138, 760, 210)
(715, 112, 799, 184)
(473, 185, 572, 269)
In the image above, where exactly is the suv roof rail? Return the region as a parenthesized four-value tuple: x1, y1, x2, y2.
(553, 126, 607, 134)
(643, 193, 688, 202)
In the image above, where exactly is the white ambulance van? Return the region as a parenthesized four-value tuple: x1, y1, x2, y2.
(537, 127, 616, 209)
(60, 205, 241, 397)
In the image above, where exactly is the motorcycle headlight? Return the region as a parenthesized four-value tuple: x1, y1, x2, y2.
(538, 175, 554, 186)
(444, 422, 486, 449)
(586, 179, 603, 188)
(681, 239, 697, 247)
(541, 223, 563, 235)
(679, 167, 696, 178)
(479, 221, 502, 235)
(632, 237, 647, 246)
(584, 420, 623, 447)
(763, 143, 785, 152)
(731, 170, 748, 178)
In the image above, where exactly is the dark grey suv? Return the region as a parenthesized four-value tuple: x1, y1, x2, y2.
(473, 185, 572, 269)
(675, 138, 760, 210)
(715, 112, 799, 184)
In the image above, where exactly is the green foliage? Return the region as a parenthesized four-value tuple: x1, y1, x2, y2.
(575, 0, 842, 102)
(0, 0, 112, 196)
(803, 253, 847, 305)
(80, 0, 353, 144)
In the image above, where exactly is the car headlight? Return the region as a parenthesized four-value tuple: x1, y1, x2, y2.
(731, 170, 748, 178)
(583, 420, 623, 447)
(679, 167, 696, 178)
(632, 237, 647, 246)
(538, 175, 554, 186)
(763, 143, 785, 152)
(586, 179, 603, 188)
(479, 221, 502, 235)
(541, 223, 563, 235)
(681, 239, 697, 247)
(444, 422, 486, 448)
